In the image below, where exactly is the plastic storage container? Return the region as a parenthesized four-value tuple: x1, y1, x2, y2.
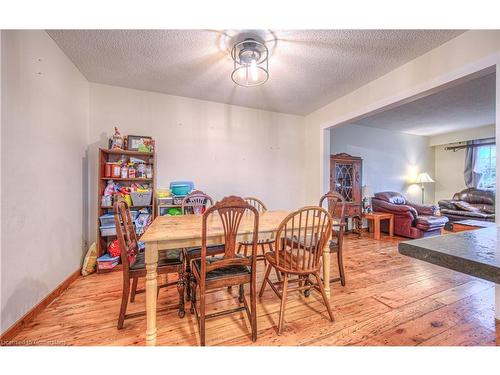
(99, 214, 116, 227)
(100, 225, 117, 236)
(170, 181, 194, 196)
(156, 188, 171, 198)
(157, 197, 174, 205)
(131, 190, 152, 206)
(99, 211, 139, 226)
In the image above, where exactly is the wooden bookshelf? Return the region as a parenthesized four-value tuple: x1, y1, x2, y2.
(96, 148, 156, 272)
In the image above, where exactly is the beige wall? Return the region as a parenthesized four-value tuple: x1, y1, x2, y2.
(88, 83, 306, 243)
(434, 146, 467, 202)
(1, 30, 89, 333)
(433, 125, 495, 202)
(304, 30, 500, 207)
(429, 124, 495, 146)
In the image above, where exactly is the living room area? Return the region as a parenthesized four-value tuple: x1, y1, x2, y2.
(330, 69, 496, 239)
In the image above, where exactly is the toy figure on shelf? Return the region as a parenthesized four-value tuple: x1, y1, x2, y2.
(110, 126, 123, 149)
(101, 180, 116, 207)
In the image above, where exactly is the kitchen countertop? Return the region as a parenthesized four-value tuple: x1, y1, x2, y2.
(398, 227, 500, 284)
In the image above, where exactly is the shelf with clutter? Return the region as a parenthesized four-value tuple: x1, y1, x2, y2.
(96, 127, 156, 273)
(156, 181, 198, 216)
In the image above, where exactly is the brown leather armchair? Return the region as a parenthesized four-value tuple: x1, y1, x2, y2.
(372, 192, 448, 239)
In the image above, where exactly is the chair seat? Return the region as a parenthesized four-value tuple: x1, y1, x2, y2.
(130, 249, 182, 270)
(240, 238, 274, 245)
(285, 235, 320, 251)
(186, 244, 225, 260)
(328, 237, 339, 252)
(193, 256, 250, 281)
(265, 250, 313, 273)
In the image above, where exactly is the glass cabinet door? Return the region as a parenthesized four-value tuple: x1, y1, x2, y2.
(334, 162, 354, 202)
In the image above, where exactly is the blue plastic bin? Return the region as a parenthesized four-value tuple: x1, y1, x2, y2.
(170, 181, 194, 196)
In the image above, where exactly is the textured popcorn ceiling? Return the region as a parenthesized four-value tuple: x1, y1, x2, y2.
(47, 29, 465, 115)
(351, 72, 496, 136)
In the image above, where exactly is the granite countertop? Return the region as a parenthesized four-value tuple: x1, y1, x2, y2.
(399, 227, 500, 284)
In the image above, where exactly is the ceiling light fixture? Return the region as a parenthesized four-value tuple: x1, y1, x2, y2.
(231, 38, 269, 87)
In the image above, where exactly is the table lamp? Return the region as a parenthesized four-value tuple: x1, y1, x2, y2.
(415, 172, 434, 204)
(362, 185, 373, 213)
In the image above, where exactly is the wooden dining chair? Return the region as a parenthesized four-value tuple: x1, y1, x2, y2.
(113, 200, 185, 329)
(190, 196, 259, 346)
(259, 206, 334, 334)
(237, 197, 273, 265)
(319, 191, 347, 286)
(181, 190, 225, 301)
(181, 189, 212, 215)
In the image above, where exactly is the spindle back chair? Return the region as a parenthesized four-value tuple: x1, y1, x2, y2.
(181, 190, 225, 302)
(181, 190, 214, 215)
(236, 197, 273, 264)
(259, 206, 334, 334)
(113, 200, 185, 329)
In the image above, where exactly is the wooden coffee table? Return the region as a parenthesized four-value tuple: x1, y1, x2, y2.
(363, 212, 394, 240)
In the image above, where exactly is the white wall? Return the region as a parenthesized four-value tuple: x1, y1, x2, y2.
(88, 83, 306, 243)
(432, 125, 495, 202)
(1, 30, 89, 334)
(304, 30, 500, 207)
(330, 124, 434, 203)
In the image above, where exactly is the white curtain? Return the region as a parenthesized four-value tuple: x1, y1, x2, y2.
(464, 139, 490, 188)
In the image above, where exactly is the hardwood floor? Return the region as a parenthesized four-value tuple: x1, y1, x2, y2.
(5, 233, 499, 346)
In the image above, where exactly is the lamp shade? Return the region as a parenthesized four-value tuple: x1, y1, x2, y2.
(362, 185, 373, 198)
(415, 172, 435, 184)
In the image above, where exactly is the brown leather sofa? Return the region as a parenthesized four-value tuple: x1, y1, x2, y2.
(371, 191, 448, 239)
(438, 188, 495, 229)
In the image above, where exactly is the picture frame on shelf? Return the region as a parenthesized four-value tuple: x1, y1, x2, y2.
(127, 135, 153, 152)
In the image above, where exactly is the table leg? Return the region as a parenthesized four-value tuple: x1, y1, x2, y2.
(496, 284, 500, 321)
(322, 246, 331, 296)
(389, 217, 394, 238)
(374, 218, 380, 240)
(145, 242, 159, 346)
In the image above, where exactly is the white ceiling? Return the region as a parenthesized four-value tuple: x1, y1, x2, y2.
(350, 72, 496, 136)
(47, 30, 465, 115)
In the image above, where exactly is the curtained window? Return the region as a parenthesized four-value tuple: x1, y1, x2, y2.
(476, 144, 496, 189)
(464, 138, 496, 189)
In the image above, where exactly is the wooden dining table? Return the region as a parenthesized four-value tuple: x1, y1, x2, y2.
(139, 210, 333, 345)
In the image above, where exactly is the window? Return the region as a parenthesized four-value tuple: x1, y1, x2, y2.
(476, 144, 496, 189)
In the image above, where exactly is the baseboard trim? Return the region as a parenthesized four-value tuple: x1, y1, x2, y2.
(0, 268, 81, 344)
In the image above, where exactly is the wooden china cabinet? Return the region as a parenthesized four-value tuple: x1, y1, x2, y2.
(329, 153, 363, 233)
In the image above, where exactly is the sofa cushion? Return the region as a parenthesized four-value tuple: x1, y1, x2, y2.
(440, 209, 493, 220)
(374, 191, 406, 205)
(453, 200, 481, 212)
(473, 204, 495, 214)
(415, 215, 448, 231)
(438, 200, 457, 210)
(452, 188, 495, 205)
